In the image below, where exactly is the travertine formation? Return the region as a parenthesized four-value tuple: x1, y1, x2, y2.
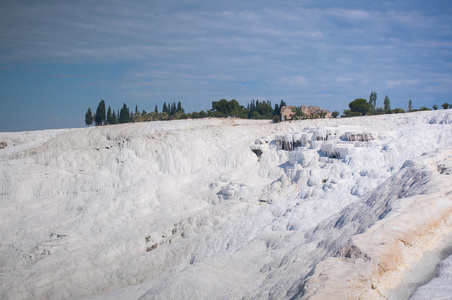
(254, 127, 380, 159)
(1, 111, 452, 300)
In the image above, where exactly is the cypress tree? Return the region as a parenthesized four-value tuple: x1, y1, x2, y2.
(112, 110, 117, 124)
(384, 96, 391, 113)
(95, 100, 106, 126)
(369, 91, 377, 114)
(177, 101, 183, 113)
(85, 108, 93, 126)
(163, 103, 168, 114)
(107, 106, 112, 125)
(279, 99, 286, 108)
(170, 102, 177, 115)
(154, 105, 158, 113)
(119, 103, 130, 123)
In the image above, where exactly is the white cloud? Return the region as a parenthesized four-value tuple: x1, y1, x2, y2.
(328, 9, 371, 20)
(279, 76, 309, 87)
(385, 79, 422, 88)
(335, 76, 354, 84)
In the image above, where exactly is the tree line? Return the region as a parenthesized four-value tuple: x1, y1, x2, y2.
(85, 100, 187, 126)
(338, 92, 451, 118)
(210, 99, 287, 121)
(85, 95, 451, 126)
(85, 99, 287, 126)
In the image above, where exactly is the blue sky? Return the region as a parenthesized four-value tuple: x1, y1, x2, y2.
(1, 0, 451, 131)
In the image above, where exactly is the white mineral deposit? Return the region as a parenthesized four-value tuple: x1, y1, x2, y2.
(1, 110, 452, 299)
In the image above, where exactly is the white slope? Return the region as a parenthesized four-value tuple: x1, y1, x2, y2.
(0, 111, 451, 299)
(409, 254, 452, 300)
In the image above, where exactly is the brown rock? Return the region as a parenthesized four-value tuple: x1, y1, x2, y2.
(281, 105, 331, 121)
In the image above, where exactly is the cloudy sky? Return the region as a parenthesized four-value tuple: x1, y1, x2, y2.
(1, 0, 451, 131)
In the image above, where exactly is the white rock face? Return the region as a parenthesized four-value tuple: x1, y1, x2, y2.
(409, 243, 452, 300)
(1, 111, 452, 299)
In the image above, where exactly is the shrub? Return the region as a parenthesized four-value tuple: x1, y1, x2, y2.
(392, 108, 406, 114)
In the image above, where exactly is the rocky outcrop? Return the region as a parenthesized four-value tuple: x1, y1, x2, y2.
(281, 106, 295, 121)
(281, 105, 331, 121)
(301, 105, 332, 119)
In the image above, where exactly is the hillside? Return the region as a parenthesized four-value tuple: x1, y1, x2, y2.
(1, 111, 452, 299)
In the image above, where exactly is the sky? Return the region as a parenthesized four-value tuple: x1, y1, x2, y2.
(0, 0, 451, 132)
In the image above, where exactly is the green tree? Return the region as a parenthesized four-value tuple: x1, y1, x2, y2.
(408, 100, 413, 112)
(348, 98, 370, 115)
(211, 99, 247, 117)
(442, 103, 449, 109)
(384, 96, 391, 113)
(247, 100, 257, 118)
(107, 106, 113, 124)
(111, 110, 118, 124)
(85, 107, 93, 126)
(227, 99, 241, 116)
(280, 100, 286, 109)
(433, 105, 438, 110)
(177, 101, 184, 113)
(332, 111, 339, 118)
(369, 91, 377, 114)
(258, 101, 273, 118)
(170, 102, 177, 115)
(274, 103, 280, 117)
(119, 103, 130, 123)
(199, 110, 208, 118)
(95, 100, 106, 126)
(212, 99, 229, 116)
(251, 111, 260, 119)
(154, 105, 159, 113)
